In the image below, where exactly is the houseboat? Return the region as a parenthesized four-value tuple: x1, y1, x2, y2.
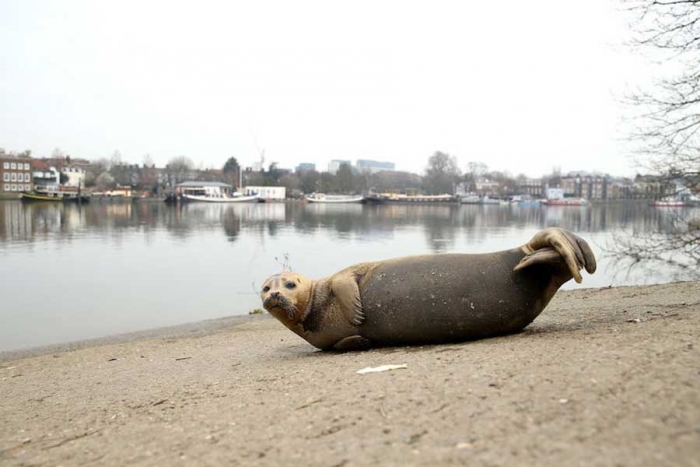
(368, 193, 456, 204)
(305, 193, 365, 203)
(459, 195, 506, 205)
(177, 181, 259, 203)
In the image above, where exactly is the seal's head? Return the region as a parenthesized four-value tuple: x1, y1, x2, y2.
(261, 272, 314, 323)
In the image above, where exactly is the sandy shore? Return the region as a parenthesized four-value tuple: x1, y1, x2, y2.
(1, 282, 699, 466)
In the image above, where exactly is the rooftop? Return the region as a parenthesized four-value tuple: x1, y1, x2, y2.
(176, 181, 231, 188)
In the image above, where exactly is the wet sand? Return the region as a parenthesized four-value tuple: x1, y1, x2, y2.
(1, 282, 699, 466)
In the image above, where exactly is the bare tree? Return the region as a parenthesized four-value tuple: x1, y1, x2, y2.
(140, 154, 158, 191)
(336, 163, 354, 193)
(622, 0, 700, 267)
(424, 151, 460, 195)
(463, 162, 488, 192)
(95, 172, 115, 191)
(166, 156, 194, 185)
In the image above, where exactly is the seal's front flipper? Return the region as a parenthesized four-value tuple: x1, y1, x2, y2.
(331, 335, 371, 352)
(330, 276, 365, 325)
(514, 247, 563, 271)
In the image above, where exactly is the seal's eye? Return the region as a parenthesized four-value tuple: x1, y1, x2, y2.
(285, 282, 296, 290)
(262, 286, 270, 293)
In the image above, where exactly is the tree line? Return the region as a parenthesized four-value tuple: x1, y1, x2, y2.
(33, 148, 568, 197)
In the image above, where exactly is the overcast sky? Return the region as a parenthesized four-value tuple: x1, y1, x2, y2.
(0, 1, 653, 177)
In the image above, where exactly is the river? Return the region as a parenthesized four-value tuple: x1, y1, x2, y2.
(0, 199, 697, 351)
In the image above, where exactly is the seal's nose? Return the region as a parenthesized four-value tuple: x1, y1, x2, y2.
(270, 291, 279, 299)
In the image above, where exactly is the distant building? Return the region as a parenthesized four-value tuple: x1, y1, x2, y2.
(516, 178, 544, 197)
(474, 177, 501, 196)
(1, 156, 33, 198)
(355, 159, 395, 174)
(609, 178, 635, 199)
(328, 160, 352, 175)
(96, 186, 134, 198)
(633, 174, 666, 199)
(296, 163, 316, 173)
(32, 160, 60, 193)
(546, 188, 565, 200)
(561, 173, 613, 200)
(61, 166, 86, 188)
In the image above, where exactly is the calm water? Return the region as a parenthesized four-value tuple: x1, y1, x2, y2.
(1, 200, 697, 352)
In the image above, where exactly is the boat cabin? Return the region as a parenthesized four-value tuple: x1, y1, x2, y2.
(176, 181, 233, 198)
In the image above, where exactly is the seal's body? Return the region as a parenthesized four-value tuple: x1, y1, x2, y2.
(358, 250, 557, 346)
(261, 228, 596, 351)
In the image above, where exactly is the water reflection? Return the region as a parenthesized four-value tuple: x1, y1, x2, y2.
(1, 199, 698, 352)
(1, 200, 695, 250)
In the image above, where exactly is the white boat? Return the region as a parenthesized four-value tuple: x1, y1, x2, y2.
(480, 196, 502, 205)
(651, 198, 686, 207)
(510, 195, 541, 206)
(460, 195, 481, 204)
(182, 193, 259, 203)
(459, 195, 504, 205)
(306, 193, 365, 203)
(176, 181, 259, 203)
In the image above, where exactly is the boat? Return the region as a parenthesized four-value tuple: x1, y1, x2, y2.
(651, 198, 686, 207)
(543, 198, 589, 206)
(381, 193, 456, 204)
(514, 200, 542, 206)
(459, 195, 481, 204)
(175, 182, 260, 203)
(305, 193, 365, 204)
(510, 195, 541, 206)
(459, 195, 506, 205)
(480, 196, 502, 205)
(20, 187, 89, 203)
(181, 193, 259, 203)
(20, 191, 64, 202)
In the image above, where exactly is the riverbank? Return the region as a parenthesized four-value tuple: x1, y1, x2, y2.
(1, 282, 699, 466)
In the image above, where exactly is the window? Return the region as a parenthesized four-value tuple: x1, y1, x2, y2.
(24, 173, 30, 182)
(24, 163, 29, 170)
(2, 162, 8, 169)
(2, 184, 8, 191)
(2, 173, 8, 182)
(11, 184, 17, 191)
(10, 162, 16, 170)
(25, 184, 31, 191)
(10, 173, 16, 182)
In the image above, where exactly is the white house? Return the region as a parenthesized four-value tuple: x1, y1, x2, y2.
(61, 166, 86, 188)
(546, 188, 565, 200)
(243, 186, 286, 200)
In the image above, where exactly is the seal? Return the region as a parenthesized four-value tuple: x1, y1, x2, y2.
(260, 227, 596, 351)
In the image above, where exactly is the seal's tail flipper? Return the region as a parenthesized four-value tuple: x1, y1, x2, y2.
(513, 247, 564, 271)
(520, 228, 597, 283)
